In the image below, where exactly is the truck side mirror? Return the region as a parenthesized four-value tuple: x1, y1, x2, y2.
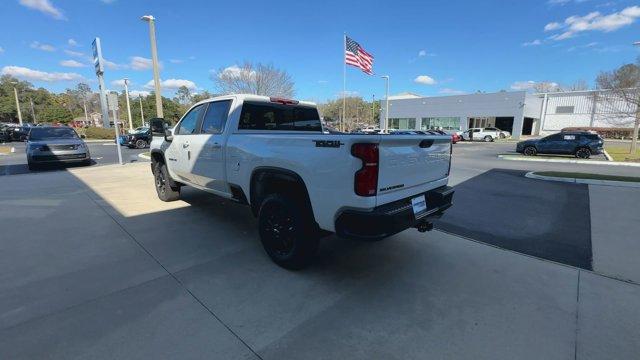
(150, 118, 173, 142)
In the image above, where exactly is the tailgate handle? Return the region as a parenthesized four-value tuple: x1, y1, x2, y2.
(419, 139, 434, 148)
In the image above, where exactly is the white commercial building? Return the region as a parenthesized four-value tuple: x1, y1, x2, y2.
(380, 90, 636, 139)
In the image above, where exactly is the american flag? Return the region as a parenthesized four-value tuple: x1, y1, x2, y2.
(345, 36, 374, 75)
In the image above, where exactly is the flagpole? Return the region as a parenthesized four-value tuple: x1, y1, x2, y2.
(342, 33, 346, 133)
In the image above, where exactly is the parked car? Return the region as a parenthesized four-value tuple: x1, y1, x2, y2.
(149, 94, 454, 269)
(123, 127, 151, 149)
(8, 126, 31, 142)
(516, 131, 603, 159)
(462, 127, 510, 142)
(446, 131, 461, 144)
(0, 125, 9, 143)
(26, 126, 91, 170)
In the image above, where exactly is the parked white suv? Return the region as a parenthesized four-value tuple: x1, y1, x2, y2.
(149, 94, 454, 269)
(462, 127, 511, 142)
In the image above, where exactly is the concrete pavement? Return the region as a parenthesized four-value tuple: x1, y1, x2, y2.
(1, 163, 639, 359)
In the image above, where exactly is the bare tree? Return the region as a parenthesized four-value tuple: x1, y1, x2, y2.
(533, 81, 561, 93)
(213, 62, 294, 98)
(596, 63, 640, 154)
(564, 79, 589, 91)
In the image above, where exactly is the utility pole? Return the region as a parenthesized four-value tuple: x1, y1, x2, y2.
(372, 94, 375, 125)
(83, 99, 89, 124)
(12, 84, 23, 125)
(139, 96, 145, 125)
(108, 92, 123, 165)
(141, 15, 163, 118)
(123, 78, 133, 131)
(29, 98, 36, 123)
(381, 75, 390, 132)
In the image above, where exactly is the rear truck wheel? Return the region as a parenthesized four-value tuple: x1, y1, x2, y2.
(483, 135, 493, 142)
(576, 147, 591, 159)
(258, 193, 319, 270)
(523, 146, 537, 156)
(135, 139, 147, 149)
(153, 162, 180, 202)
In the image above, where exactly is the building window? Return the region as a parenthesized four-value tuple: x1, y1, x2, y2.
(388, 118, 416, 130)
(555, 106, 574, 114)
(421, 117, 460, 130)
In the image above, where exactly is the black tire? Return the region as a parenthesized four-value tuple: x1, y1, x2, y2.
(27, 161, 38, 171)
(499, 133, 506, 139)
(523, 146, 537, 156)
(483, 135, 493, 142)
(135, 139, 147, 149)
(258, 193, 319, 270)
(153, 162, 180, 202)
(575, 147, 591, 159)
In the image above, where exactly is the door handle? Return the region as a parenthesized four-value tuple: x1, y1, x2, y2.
(210, 143, 222, 149)
(182, 143, 189, 149)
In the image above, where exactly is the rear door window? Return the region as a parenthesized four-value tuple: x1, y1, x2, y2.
(200, 100, 232, 134)
(238, 101, 322, 131)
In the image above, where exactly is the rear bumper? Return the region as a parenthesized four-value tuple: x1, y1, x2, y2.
(335, 185, 454, 240)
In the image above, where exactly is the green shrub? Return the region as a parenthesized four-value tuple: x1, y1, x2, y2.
(84, 127, 115, 139)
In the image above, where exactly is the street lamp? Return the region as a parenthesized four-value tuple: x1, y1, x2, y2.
(141, 14, 163, 118)
(139, 95, 145, 125)
(381, 75, 390, 132)
(123, 78, 133, 131)
(11, 81, 23, 126)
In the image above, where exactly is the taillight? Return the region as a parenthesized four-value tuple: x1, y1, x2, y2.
(352, 143, 379, 196)
(447, 140, 453, 176)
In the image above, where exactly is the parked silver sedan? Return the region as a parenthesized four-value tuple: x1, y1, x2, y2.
(26, 127, 91, 170)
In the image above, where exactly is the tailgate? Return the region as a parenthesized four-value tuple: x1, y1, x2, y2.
(376, 135, 451, 204)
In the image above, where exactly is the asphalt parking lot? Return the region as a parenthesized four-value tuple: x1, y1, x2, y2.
(0, 141, 148, 176)
(1, 140, 639, 359)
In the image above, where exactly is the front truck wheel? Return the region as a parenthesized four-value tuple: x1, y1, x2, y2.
(153, 162, 180, 202)
(258, 193, 319, 270)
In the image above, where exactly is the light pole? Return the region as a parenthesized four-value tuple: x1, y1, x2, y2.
(11, 82, 23, 125)
(139, 96, 145, 125)
(141, 15, 163, 118)
(123, 78, 133, 131)
(381, 75, 390, 132)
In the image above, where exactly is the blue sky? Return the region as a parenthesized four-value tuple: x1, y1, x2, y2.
(0, 0, 639, 102)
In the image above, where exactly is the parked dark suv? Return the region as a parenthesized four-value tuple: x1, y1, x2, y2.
(123, 127, 151, 149)
(516, 131, 604, 159)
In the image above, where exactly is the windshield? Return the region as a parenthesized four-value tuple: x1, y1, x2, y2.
(29, 127, 79, 141)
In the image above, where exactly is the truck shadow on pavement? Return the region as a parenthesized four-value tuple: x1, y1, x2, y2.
(435, 168, 593, 270)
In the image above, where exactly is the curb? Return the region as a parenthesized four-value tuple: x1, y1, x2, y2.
(498, 154, 640, 167)
(603, 149, 613, 162)
(525, 172, 640, 188)
(138, 153, 151, 160)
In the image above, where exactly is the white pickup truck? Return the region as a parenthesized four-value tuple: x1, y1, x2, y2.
(149, 94, 454, 269)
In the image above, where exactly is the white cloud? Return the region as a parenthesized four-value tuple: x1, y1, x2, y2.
(60, 59, 86, 68)
(547, 6, 640, 40)
(522, 39, 542, 46)
(67, 38, 78, 47)
(216, 65, 257, 80)
(111, 79, 128, 87)
(0, 47, 4, 53)
(30, 41, 55, 52)
(19, 0, 65, 20)
(510, 81, 537, 90)
(544, 22, 562, 31)
(103, 59, 127, 70)
(128, 90, 150, 98)
(510, 80, 560, 91)
(336, 90, 359, 97)
(439, 88, 466, 95)
(144, 78, 197, 90)
(414, 75, 437, 85)
(1, 65, 82, 82)
(418, 50, 427, 57)
(64, 49, 84, 57)
(169, 59, 183, 64)
(130, 56, 160, 70)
